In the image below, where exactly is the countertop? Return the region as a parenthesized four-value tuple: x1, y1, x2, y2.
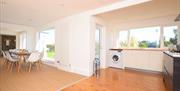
(164, 51, 180, 58)
(110, 48, 167, 51)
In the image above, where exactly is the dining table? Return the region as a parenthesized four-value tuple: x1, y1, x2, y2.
(9, 49, 31, 72)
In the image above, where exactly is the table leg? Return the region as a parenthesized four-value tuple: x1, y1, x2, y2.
(17, 61, 21, 72)
(17, 55, 24, 72)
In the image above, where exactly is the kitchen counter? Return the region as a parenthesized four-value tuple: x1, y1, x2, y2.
(110, 48, 167, 51)
(163, 51, 180, 91)
(164, 51, 180, 58)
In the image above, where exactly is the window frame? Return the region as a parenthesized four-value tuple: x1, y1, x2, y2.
(38, 28, 55, 61)
(117, 25, 179, 49)
(163, 26, 178, 48)
(118, 30, 129, 48)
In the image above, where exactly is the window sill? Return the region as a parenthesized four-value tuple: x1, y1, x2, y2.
(110, 48, 168, 51)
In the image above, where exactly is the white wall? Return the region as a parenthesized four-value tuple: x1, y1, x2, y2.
(0, 23, 37, 51)
(0, 29, 18, 35)
(40, 14, 113, 76)
(69, 15, 92, 76)
(40, 13, 94, 76)
(41, 14, 112, 76)
(111, 15, 179, 31)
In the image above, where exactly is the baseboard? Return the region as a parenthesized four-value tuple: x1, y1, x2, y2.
(71, 67, 91, 77)
(125, 67, 162, 75)
(57, 63, 71, 72)
(56, 64, 91, 76)
(42, 61, 57, 68)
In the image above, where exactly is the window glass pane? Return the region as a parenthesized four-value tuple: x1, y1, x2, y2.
(118, 31, 128, 47)
(163, 26, 178, 47)
(95, 26, 101, 59)
(19, 31, 27, 49)
(39, 29, 55, 60)
(130, 27, 160, 48)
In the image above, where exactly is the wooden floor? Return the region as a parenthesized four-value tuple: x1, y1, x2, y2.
(0, 57, 166, 91)
(0, 58, 85, 91)
(62, 68, 166, 91)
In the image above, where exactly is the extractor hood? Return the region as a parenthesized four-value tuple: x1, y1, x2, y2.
(175, 14, 180, 22)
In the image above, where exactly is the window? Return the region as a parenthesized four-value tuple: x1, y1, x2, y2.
(117, 26, 179, 49)
(19, 31, 27, 49)
(163, 26, 178, 47)
(39, 29, 55, 60)
(95, 25, 101, 59)
(129, 27, 161, 48)
(118, 31, 128, 47)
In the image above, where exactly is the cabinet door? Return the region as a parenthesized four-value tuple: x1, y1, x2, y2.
(163, 66, 173, 91)
(164, 54, 174, 78)
(174, 59, 180, 91)
(149, 51, 163, 71)
(163, 53, 174, 91)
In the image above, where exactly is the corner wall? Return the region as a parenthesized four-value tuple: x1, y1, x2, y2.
(41, 13, 94, 76)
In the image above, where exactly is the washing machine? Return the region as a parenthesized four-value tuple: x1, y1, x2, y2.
(109, 51, 124, 69)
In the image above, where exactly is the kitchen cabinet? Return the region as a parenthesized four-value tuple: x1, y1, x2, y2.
(163, 52, 180, 91)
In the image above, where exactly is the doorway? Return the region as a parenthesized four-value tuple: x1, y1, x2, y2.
(95, 25, 102, 61)
(1, 35, 16, 51)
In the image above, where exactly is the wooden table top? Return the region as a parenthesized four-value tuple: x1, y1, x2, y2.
(10, 51, 31, 56)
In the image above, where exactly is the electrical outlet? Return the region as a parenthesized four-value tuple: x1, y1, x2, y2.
(57, 61, 60, 63)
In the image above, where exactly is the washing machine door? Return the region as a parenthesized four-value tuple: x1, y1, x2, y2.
(109, 52, 124, 69)
(112, 54, 119, 63)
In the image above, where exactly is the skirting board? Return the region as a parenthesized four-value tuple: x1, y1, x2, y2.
(71, 66, 91, 76)
(125, 67, 162, 75)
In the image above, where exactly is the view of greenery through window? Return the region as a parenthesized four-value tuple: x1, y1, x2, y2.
(118, 26, 178, 48)
(130, 27, 160, 48)
(40, 29, 55, 60)
(163, 26, 178, 47)
(46, 44, 55, 59)
(95, 27, 101, 59)
(118, 31, 128, 47)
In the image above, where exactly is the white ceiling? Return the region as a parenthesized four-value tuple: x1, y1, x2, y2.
(0, 0, 124, 27)
(96, 0, 180, 24)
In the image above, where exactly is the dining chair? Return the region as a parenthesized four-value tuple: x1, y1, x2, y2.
(26, 52, 42, 72)
(5, 51, 19, 72)
(10, 49, 21, 59)
(1, 50, 9, 66)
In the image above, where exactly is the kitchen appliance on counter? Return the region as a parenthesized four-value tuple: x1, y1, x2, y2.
(176, 44, 180, 52)
(168, 44, 180, 53)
